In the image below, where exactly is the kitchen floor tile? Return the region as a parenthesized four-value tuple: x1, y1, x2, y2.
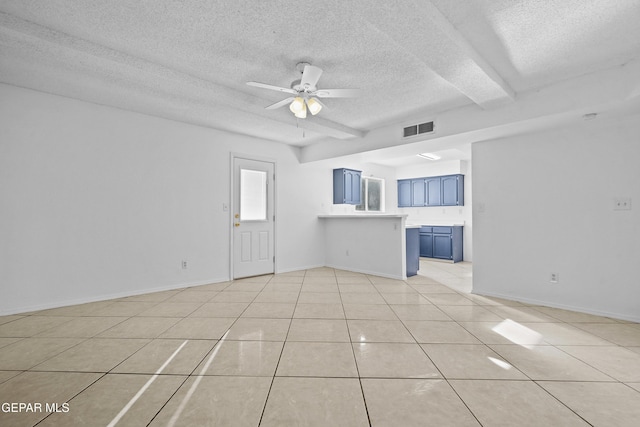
(38, 373, 185, 427)
(3, 265, 638, 427)
(380, 293, 432, 304)
(450, 380, 590, 426)
(293, 303, 345, 319)
(0, 316, 75, 337)
(188, 301, 250, 317)
(0, 371, 102, 426)
(164, 290, 218, 303)
(353, 343, 440, 378)
(0, 371, 20, 384)
(538, 381, 640, 427)
(438, 305, 503, 322)
(422, 344, 528, 379)
(111, 339, 216, 375)
(297, 292, 342, 304)
(276, 342, 358, 377)
(253, 291, 300, 303)
(35, 316, 128, 338)
(159, 317, 235, 340)
(261, 282, 302, 292)
(31, 338, 149, 372)
(260, 377, 368, 427)
(403, 320, 482, 344)
(210, 291, 258, 302)
(197, 340, 283, 376)
(347, 319, 415, 343)
(361, 378, 480, 426)
(0, 315, 24, 325)
(91, 301, 159, 317)
(490, 344, 614, 381)
(97, 317, 179, 338)
(241, 302, 296, 318)
(149, 376, 271, 427)
(343, 303, 398, 320)
(137, 302, 203, 317)
(571, 323, 640, 346)
(0, 337, 84, 370)
(339, 292, 386, 304)
(390, 304, 451, 321)
(287, 318, 350, 342)
(337, 283, 378, 293)
(521, 322, 616, 346)
(300, 283, 339, 292)
(424, 293, 476, 305)
(224, 318, 291, 341)
(223, 282, 268, 292)
(558, 345, 640, 382)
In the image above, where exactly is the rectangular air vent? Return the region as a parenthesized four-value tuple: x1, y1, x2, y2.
(418, 121, 434, 134)
(403, 125, 418, 138)
(403, 121, 434, 138)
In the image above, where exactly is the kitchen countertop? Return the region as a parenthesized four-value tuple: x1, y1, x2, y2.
(318, 214, 408, 219)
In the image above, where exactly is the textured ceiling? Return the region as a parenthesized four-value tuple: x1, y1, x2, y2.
(1, 0, 639, 150)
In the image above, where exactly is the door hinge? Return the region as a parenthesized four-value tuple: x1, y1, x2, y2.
(273, 256, 275, 263)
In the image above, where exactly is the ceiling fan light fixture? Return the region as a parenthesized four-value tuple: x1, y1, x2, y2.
(293, 101, 307, 119)
(306, 97, 322, 115)
(289, 97, 305, 114)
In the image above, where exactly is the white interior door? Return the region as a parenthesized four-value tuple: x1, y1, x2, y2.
(232, 157, 275, 279)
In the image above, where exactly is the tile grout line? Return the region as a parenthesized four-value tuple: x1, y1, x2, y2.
(106, 339, 189, 427)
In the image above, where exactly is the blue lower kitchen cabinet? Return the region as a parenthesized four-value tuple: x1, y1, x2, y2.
(420, 225, 463, 262)
(406, 227, 420, 277)
(419, 227, 433, 257)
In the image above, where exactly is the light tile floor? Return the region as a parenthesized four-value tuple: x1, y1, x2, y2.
(1, 260, 639, 426)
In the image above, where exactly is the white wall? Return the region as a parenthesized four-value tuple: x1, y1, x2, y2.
(472, 114, 640, 322)
(0, 84, 330, 314)
(322, 216, 406, 279)
(396, 160, 473, 261)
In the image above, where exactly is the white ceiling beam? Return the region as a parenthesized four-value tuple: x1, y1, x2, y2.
(359, 0, 515, 108)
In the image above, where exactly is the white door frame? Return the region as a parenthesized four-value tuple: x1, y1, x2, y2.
(229, 153, 277, 279)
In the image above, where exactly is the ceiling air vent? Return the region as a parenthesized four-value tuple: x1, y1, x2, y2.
(403, 125, 418, 138)
(403, 121, 434, 138)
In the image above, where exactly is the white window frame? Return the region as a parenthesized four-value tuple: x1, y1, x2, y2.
(356, 176, 385, 212)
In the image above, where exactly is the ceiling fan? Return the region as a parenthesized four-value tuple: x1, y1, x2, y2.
(246, 62, 360, 119)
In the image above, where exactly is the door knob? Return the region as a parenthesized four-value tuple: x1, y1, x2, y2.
(234, 214, 240, 218)
(234, 223, 240, 227)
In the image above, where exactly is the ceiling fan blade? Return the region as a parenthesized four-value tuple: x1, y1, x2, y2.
(315, 88, 361, 98)
(246, 81, 298, 95)
(300, 65, 323, 89)
(265, 97, 295, 110)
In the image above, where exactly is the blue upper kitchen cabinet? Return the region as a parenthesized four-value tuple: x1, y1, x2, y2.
(397, 174, 464, 207)
(397, 179, 411, 207)
(333, 168, 362, 204)
(441, 174, 464, 206)
(425, 177, 441, 206)
(411, 179, 426, 206)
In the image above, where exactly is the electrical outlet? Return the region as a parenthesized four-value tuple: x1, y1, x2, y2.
(181, 260, 188, 269)
(550, 273, 559, 283)
(346, 249, 350, 256)
(613, 197, 632, 210)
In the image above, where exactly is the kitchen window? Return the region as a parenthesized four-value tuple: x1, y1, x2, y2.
(356, 177, 385, 212)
